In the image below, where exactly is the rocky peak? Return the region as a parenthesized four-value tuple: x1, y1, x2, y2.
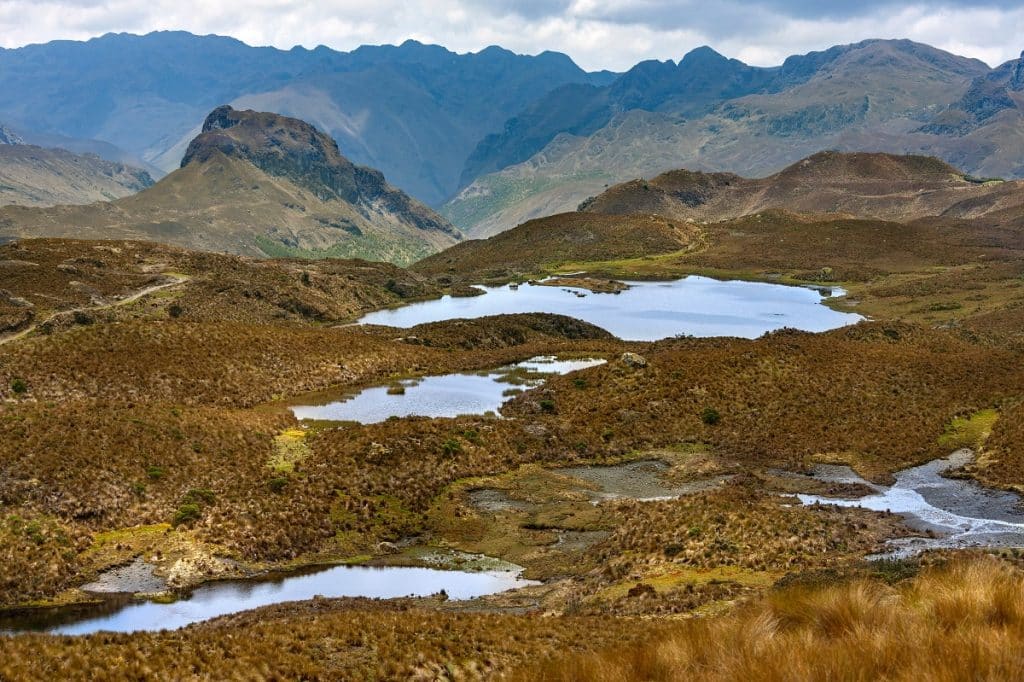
(181, 106, 459, 238)
(0, 124, 24, 145)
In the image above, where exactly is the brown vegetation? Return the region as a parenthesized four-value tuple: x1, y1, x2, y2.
(521, 556, 1024, 681)
(414, 212, 697, 279)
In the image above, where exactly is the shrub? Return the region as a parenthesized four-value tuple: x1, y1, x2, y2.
(540, 399, 556, 413)
(701, 407, 721, 425)
(183, 488, 216, 505)
(441, 439, 462, 456)
(172, 503, 201, 527)
(10, 378, 27, 395)
(145, 465, 165, 480)
(268, 477, 289, 493)
(168, 303, 184, 318)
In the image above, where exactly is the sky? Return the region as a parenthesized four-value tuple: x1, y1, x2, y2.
(0, 0, 1021, 71)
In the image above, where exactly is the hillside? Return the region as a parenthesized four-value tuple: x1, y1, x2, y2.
(0, 32, 609, 205)
(413, 212, 696, 278)
(0, 144, 154, 207)
(579, 151, 1024, 224)
(443, 39, 1015, 237)
(0, 107, 461, 264)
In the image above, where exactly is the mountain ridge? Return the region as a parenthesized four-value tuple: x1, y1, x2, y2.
(0, 106, 460, 264)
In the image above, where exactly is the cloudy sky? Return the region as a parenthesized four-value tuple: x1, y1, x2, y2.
(0, 0, 1021, 70)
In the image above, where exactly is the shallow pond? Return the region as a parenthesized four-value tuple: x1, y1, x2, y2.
(798, 450, 1024, 557)
(358, 277, 861, 341)
(292, 355, 605, 423)
(1, 562, 536, 636)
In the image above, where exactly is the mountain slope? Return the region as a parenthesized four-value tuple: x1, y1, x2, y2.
(414, 212, 696, 278)
(0, 107, 460, 264)
(0, 143, 154, 207)
(444, 40, 997, 237)
(0, 32, 604, 205)
(580, 151, 1024, 224)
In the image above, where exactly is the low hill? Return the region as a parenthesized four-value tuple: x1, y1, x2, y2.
(0, 107, 461, 264)
(0, 144, 154, 207)
(413, 212, 696, 278)
(579, 152, 1024, 224)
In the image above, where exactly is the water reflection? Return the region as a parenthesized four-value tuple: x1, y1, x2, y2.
(358, 277, 861, 341)
(1, 564, 536, 636)
(292, 356, 605, 423)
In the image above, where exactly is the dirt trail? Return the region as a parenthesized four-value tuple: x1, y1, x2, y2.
(0, 273, 189, 346)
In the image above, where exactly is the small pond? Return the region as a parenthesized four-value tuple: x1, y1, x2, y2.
(292, 355, 605, 423)
(358, 277, 861, 341)
(1, 562, 535, 636)
(797, 450, 1024, 557)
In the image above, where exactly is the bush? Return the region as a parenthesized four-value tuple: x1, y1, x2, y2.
(701, 407, 721, 425)
(268, 477, 289, 493)
(10, 378, 27, 395)
(441, 439, 462, 456)
(540, 399, 556, 413)
(168, 303, 184, 318)
(145, 465, 165, 480)
(172, 503, 201, 527)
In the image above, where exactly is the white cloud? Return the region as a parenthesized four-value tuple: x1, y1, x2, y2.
(0, 0, 1020, 71)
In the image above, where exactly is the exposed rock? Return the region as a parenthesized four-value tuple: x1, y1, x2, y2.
(621, 352, 648, 368)
(0, 124, 24, 145)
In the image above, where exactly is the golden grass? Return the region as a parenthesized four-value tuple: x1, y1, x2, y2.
(522, 556, 1024, 681)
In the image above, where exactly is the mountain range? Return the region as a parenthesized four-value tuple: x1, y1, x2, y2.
(0, 106, 459, 264)
(446, 39, 1024, 237)
(0, 32, 612, 206)
(1, 32, 1023, 255)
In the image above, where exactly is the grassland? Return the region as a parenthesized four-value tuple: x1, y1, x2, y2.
(2, 230, 1024, 679)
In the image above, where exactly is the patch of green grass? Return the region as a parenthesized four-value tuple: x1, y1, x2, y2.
(938, 408, 998, 450)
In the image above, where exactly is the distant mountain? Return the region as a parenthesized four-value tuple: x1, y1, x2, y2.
(0, 106, 460, 264)
(0, 143, 154, 207)
(921, 51, 1024, 136)
(579, 151, 1024, 224)
(444, 39, 1010, 237)
(0, 32, 606, 205)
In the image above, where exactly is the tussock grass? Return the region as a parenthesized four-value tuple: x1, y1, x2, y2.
(522, 556, 1024, 681)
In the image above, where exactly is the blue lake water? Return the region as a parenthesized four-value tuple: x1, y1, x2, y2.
(2, 564, 536, 636)
(292, 356, 606, 423)
(358, 277, 862, 341)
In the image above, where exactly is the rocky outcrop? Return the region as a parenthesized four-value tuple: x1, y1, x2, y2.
(0, 124, 24, 145)
(181, 106, 459, 239)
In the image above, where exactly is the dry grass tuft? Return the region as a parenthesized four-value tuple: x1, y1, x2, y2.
(522, 556, 1024, 681)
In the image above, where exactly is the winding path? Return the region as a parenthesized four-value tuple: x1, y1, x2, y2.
(0, 273, 189, 346)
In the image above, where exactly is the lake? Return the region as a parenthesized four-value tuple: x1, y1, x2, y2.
(1, 562, 536, 636)
(292, 355, 606, 423)
(358, 277, 862, 341)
